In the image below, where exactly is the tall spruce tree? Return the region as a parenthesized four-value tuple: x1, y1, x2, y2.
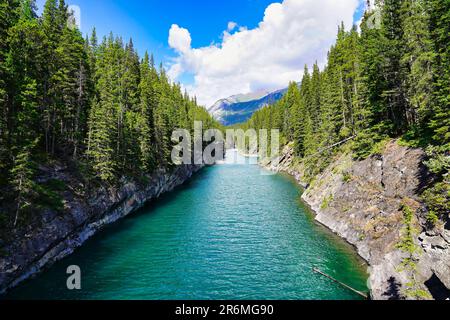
(0, 0, 21, 177)
(428, 0, 450, 147)
(380, 0, 408, 134)
(401, 0, 434, 138)
(0, 0, 219, 229)
(137, 52, 157, 172)
(10, 138, 38, 227)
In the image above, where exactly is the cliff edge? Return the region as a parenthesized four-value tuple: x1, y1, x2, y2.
(0, 164, 203, 294)
(264, 140, 450, 300)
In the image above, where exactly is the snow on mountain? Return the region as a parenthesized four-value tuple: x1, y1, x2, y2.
(208, 88, 287, 126)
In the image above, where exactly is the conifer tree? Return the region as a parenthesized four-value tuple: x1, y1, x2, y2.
(283, 81, 300, 142)
(6, 0, 43, 151)
(0, 0, 220, 217)
(137, 52, 157, 172)
(310, 63, 322, 132)
(86, 35, 121, 181)
(0, 0, 21, 175)
(86, 99, 117, 182)
(41, 0, 60, 154)
(55, 18, 90, 158)
(10, 138, 38, 227)
(401, 0, 434, 137)
(428, 0, 450, 147)
(380, 0, 408, 134)
(120, 38, 141, 171)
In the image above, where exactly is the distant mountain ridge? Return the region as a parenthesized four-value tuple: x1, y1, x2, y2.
(208, 88, 288, 126)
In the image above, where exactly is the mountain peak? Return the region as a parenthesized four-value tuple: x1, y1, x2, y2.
(208, 88, 287, 126)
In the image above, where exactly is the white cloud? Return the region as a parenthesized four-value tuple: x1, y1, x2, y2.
(168, 24, 192, 54)
(227, 21, 238, 32)
(168, 0, 361, 107)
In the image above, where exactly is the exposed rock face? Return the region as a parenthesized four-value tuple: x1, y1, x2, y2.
(264, 141, 450, 300)
(0, 164, 203, 294)
(209, 88, 287, 126)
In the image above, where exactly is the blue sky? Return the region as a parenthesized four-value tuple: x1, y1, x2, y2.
(36, 0, 367, 106)
(37, 0, 283, 64)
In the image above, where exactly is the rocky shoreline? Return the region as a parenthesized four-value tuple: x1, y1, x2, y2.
(262, 141, 450, 300)
(0, 164, 203, 295)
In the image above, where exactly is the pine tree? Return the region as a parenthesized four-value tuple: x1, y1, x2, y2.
(41, 0, 71, 155)
(138, 52, 157, 172)
(86, 100, 117, 182)
(6, 0, 43, 153)
(359, 7, 384, 128)
(87, 27, 98, 96)
(10, 138, 38, 227)
(283, 81, 300, 141)
(41, 0, 58, 153)
(318, 70, 338, 157)
(120, 38, 141, 172)
(428, 0, 450, 147)
(86, 35, 122, 182)
(397, 202, 431, 299)
(310, 62, 322, 132)
(55, 19, 90, 158)
(0, 0, 21, 176)
(0, 0, 219, 212)
(153, 66, 174, 167)
(352, 4, 391, 158)
(284, 82, 302, 156)
(401, 0, 434, 138)
(380, 0, 408, 134)
(293, 66, 312, 157)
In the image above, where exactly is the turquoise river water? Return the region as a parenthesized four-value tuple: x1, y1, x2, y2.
(4, 151, 368, 300)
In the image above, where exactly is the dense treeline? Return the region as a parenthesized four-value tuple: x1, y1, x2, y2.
(0, 0, 218, 228)
(243, 0, 449, 222)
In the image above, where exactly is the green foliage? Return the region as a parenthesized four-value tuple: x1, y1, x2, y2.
(428, 0, 450, 148)
(351, 125, 390, 160)
(0, 0, 220, 230)
(342, 171, 352, 183)
(34, 182, 65, 212)
(422, 181, 449, 224)
(421, 146, 450, 226)
(9, 138, 39, 227)
(397, 203, 421, 260)
(401, 0, 435, 140)
(371, 138, 390, 156)
(398, 129, 433, 149)
(425, 210, 439, 227)
(423, 145, 450, 176)
(405, 287, 433, 300)
(396, 201, 431, 299)
(241, 1, 449, 207)
(84, 34, 219, 183)
(320, 194, 334, 210)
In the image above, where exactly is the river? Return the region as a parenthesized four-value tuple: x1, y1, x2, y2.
(4, 151, 368, 300)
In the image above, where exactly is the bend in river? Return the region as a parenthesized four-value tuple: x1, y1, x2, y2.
(4, 151, 368, 300)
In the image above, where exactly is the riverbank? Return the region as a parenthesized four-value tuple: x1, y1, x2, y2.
(262, 140, 450, 300)
(0, 164, 203, 295)
(4, 153, 369, 300)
